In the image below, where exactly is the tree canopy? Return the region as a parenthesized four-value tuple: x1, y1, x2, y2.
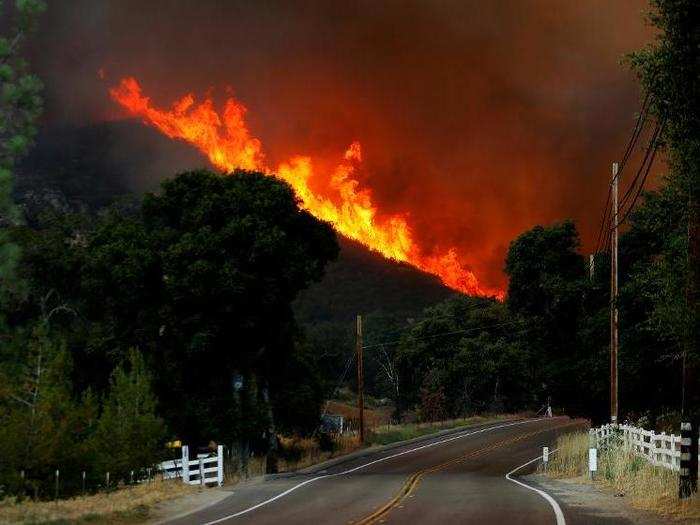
(2, 169, 339, 496)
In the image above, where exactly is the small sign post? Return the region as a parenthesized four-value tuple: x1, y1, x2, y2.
(182, 445, 190, 484)
(589, 447, 598, 479)
(542, 446, 549, 472)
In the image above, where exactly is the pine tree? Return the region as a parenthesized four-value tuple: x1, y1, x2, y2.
(0, 0, 45, 283)
(90, 349, 165, 483)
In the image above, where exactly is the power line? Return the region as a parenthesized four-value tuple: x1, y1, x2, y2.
(594, 95, 650, 255)
(362, 318, 530, 349)
(359, 308, 502, 342)
(613, 120, 665, 229)
(320, 352, 356, 417)
(594, 190, 613, 255)
(617, 120, 660, 213)
(619, 93, 651, 169)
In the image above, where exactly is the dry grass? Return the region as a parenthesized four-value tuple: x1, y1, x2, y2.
(325, 400, 393, 427)
(543, 431, 589, 478)
(597, 446, 700, 521)
(275, 434, 361, 473)
(0, 478, 196, 524)
(543, 431, 700, 522)
(273, 413, 518, 473)
(224, 454, 268, 484)
(367, 413, 516, 446)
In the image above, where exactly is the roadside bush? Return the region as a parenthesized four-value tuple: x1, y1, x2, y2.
(277, 438, 304, 463)
(317, 432, 336, 452)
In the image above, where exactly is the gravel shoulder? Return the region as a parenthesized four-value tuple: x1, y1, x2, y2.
(146, 487, 232, 524)
(525, 473, 688, 525)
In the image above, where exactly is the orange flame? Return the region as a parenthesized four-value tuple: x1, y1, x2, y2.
(109, 77, 501, 298)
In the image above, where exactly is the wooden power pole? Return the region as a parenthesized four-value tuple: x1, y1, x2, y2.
(610, 162, 619, 424)
(680, 170, 699, 498)
(356, 314, 365, 445)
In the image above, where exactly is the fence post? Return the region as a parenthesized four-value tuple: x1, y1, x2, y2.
(589, 428, 597, 449)
(199, 458, 205, 487)
(54, 469, 59, 501)
(105, 471, 110, 489)
(680, 422, 698, 498)
(217, 445, 224, 486)
(182, 445, 190, 484)
(82, 471, 86, 495)
(671, 434, 677, 470)
(588, 430, 597, 480)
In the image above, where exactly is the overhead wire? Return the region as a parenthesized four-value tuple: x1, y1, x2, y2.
(320, 351, 356, 418)
(362, 318, 530, 349)
(361, 309, 528, 346)
(618, 119, 660, 211)
(593, 94, 650, 255)
(361, 310, 498, 340)
(614, 120, 665, 229)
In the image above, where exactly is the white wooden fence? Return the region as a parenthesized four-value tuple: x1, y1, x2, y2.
(159, 445, 224, 486)
(590, 423, 697, 473)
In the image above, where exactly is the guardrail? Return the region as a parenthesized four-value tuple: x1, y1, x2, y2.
(590, 423, 695, 473)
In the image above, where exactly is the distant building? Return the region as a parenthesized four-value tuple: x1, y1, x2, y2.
(320, 414, 344, 434)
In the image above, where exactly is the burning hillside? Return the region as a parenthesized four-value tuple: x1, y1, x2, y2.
(109, 77, 501, 297)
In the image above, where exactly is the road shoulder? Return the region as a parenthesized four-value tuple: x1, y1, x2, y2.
(146, 488, 232, 525)
(525, 473, 680, 524)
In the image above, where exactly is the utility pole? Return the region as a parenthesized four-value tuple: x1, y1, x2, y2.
(610, 162, 619, 424)
(356, 314, 365, 445)
(680, 170, 699, 498)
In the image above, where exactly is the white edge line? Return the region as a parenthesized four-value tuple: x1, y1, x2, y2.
(505, 448, 566, 525)
(203, 417, 553, 524)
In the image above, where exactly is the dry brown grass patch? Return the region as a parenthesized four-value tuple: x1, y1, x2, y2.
(0, 478, 196, 524)
(541, 431, 589, 478)
(544, 431, 700, 522)
(275, 434, 361, 473)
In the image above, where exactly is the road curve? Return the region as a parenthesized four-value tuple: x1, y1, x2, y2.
(167, 417, 589, 525)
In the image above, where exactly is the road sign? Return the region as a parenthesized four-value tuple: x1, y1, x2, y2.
(542, 446, 549, 463)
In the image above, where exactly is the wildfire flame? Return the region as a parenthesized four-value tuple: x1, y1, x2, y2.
(109, 77, 501, 298)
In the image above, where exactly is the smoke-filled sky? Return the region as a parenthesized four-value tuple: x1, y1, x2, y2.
(29, 0, 654, 289)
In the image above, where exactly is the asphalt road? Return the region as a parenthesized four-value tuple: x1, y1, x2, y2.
(167, 417, 615, 525)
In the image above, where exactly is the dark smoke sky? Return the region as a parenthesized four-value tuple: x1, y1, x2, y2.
(31, 0, 653, 289)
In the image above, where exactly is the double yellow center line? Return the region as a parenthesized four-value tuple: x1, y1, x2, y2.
(354, 421, 583, 525)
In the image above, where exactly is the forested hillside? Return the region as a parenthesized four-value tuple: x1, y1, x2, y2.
(295, 237, 453, 324)
(8, 120, 457, 414)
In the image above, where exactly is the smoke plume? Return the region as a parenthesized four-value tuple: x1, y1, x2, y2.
(27, 0, 652, 290)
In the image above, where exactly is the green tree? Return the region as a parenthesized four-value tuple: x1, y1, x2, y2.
(395, 295, 532, 417)
(90, 349, 165, 483)
(504, 220, 604, 416)
(0, 324, 95, 499)
(14, 170, 339, 445)
(269, 340, 325, 436)
(629, 0, 700, 420)
(505, 220, 585, 319)
(0, 0, 45, 283)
